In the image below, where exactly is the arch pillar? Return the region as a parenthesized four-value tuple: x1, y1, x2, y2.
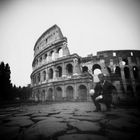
(73, 58, 81, 75)
(52, 49, 58, 60)
(40, 71, 43, 83)
(52, 86, 55, 101)
(46, 69, 48, 82)
(53, 67, 57, 80)
(119, 66, 127, 93)
(62, 42, 70, 56)
(119, 57, 126, 93)
(87, 82, 92, 101)
(62, 85, 66, 99)
(74, 83, 78, 100)
(62, 63, 66, 77)
(128, 57, 136, 96)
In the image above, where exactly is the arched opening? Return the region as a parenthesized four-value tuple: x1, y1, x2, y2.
(43, 71, 46, 81)
(44, 54, 47, 62)
(38, 73, 40, 83)
(48, 68, 53, 79)
(92, 64, 102, 82)
(115, 66, 121, 77)
(82, 66, 88, 73)
(66, 86, 74, 101)
(127, 85, 134, 97)
(57, 66, 62, 77)
(36, 59, 38, 67)
(55, 87, 63, 101)
(58, 48, 63, 58)
(78, 85, 87, 101)
(124, 67, 130, 79)
(133, 66, 139, 80)
(92, 64, 102, 75)
(39, 57, 42, 64)
(48, 88, 53, 101)
(50, 50, 55, 61)
(122, 58, 128, 65)
(66, 63, 73, 75)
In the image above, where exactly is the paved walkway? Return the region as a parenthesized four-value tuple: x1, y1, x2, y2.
(0, 102, 140, 140)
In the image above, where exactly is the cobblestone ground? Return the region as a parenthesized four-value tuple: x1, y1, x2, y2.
(0, 102, 140, 140)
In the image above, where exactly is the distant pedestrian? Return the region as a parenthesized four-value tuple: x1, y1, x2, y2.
(90, 73, 116, 112)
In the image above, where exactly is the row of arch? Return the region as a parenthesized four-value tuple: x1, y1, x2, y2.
(107, 66, 139, 80)
(82, 64, 139, 80)
(32, 63, 102, 85)
(33, 85, 88, 101)
(32, 63, 73, 85)
(33, 47, 63, 69)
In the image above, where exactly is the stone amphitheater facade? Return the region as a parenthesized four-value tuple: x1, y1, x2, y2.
(31, 25, 140, 102)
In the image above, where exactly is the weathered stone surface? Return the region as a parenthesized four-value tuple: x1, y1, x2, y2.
(106, 130, 133, 140)
(31, 112, 48, 117)
(15, 112, 34, 116)
(0, 102, 140, 140)
(23, 120, 68, 139)
(72, 112, 104, 122)
(9, 116, 30, 120)
(5, 116, 34, 127)
(107, 118, 138, 130)
(58, 134, 108, 140)
(0, 126, 19, 140)
(69, 121, 101, 132)
(45, 116, 64, 122)
(31, 116, 48, 121)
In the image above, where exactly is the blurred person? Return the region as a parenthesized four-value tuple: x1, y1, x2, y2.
(90, 73, 116, 112)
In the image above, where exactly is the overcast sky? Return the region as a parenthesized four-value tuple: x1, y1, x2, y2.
(0, 0, 140, 87)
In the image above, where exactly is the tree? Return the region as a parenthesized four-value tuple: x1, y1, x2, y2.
(0, 62, 12, 100)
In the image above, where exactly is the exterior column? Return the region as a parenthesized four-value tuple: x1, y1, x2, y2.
(100, 59, 108, 75)
(62, 42, 70, 56)
(62, 63, 66, 77)
(119, 57, 126, 93)
(52, 86, 55, 101)
(74, 83, 78, 100)
(46, 69, 48, 82)
(128, 57, 136, 96)
(46, 53, 49, 63)
(87, 82, 92, 101)
(53, 67, 57, 80)
(48, 51, 51, 62)
(40, 71, 43, 84)
(54, 50, 59, 60)
(73, 58, 81, 75)
(45, 89, 47, 101)
(62, 85, 66, 100)
(121, 68, 127, 93)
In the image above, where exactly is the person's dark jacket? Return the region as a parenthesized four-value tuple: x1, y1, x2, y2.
(94, 81, 115, 100)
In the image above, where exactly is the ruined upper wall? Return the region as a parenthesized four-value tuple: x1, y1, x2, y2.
(34, 25, 64, 55)
(97, 50, 140, 58)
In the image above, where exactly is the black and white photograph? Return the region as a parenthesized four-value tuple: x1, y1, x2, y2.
(0, 0, 140, 140)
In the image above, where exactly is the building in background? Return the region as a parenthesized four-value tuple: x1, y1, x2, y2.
(30, 25, 140, 101)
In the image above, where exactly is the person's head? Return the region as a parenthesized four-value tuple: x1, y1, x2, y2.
(98, 73, 105, 82)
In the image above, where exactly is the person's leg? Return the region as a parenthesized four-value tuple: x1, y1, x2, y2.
(91, 96, 101, 111)
(93, 99, 101, 111)
(103, 95, 112, 111)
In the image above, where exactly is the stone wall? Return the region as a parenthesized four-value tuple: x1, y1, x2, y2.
(31, 25, 140, 101)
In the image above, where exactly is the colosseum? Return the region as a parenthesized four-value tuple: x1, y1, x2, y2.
(31, 24, 140, 102)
